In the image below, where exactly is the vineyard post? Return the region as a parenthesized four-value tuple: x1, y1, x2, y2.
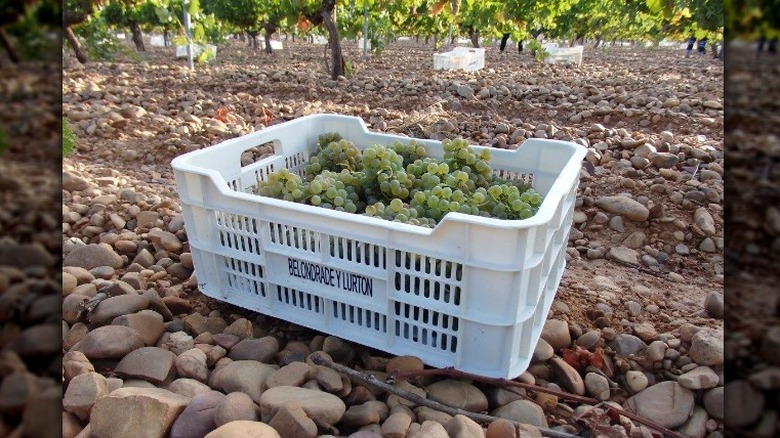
(362, 3, 368, 59)
(183, 0, 194, 70)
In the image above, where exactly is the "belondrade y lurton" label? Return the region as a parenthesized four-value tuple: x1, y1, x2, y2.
(287, 257, 374, 297)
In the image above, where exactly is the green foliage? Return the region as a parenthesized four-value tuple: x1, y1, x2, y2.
(4, 0, 61, 61)
(63, 119, 76, 157)
(526, 39, 550, 62)
(73, 14, 134, 61)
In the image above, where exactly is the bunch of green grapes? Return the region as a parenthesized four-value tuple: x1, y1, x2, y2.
(472, 184, 543, 220)
(409, 183, 480, 222)
(441, 138, 493, 189)
(306, 136, 363, 177)
(390, 139, 428, 166)
(255, 133, 545, 228)
(307, 170, 362, 213)
(256, 168, 308, 202)
(365, 198, 436, 227)
(359, 145, 407, 201)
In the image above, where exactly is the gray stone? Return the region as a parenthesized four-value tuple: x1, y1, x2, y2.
(624, 381, 694, 428)
(456, 85, 475, 99)
(175, 348, 209, 382)
(184, 313, 227, 336)
(381, 412, 413, 438)
(491, 399, 548, 428)
(532, 338, 554, 362)
(550, 358, 585, 395)
(170, 390, 225, 438)
(703, 293, 724, 319)
(64, 244, 124, 270)
(678, 366, 719, 389)
(167, 378, 213, 398)
(625, 370, 648, 393)
(541, 319, 571, 351)
(689, 328, 723, 366)
(595, 196, 649, 221)
(214, 391, 259, 427)
(213, 360, 277, 403)
(608, 246, 639, 264)
(112, 310, 166, 346)
(90, 387, 190, 438)
(584, 372, 610, 401)
(426, 380, 488, 412)
(444, 414, 484, 438)
(161, 331, 195, 355)
(88, 294, 150, 326)
(71, 325, 145, 359)
(259, 386, 346, 428)
(204, 420, 281, 438)
(608, 334, 646, 356)
(115, 347, 177, 385)
(575, 330, 601, 349)
(228, 337, 279, 363)
(678, 406, 708, 438)
(408, 421, 449, 438)
(267, 402, 318, 438)
(694, 207, 717, 236)
(341, 401, 389, 428)
(63, 372, 109, 421)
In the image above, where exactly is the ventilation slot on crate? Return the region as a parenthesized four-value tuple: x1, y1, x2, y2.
(394, 252, 462, 305)
(276, 286, 323, 313)
(285, 152, 308, 177)
(224, 257, 266, 297)
(393, 302, 459, 352)
(268, 223, 320, 253)
(215, 212, 262, 255)
(332, 301, 387, 332)
(329, 237, 386, 269)
(493, 169, 534, 186)
(253, 163, 276, 183)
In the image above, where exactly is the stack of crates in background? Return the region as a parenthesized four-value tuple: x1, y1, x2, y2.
(433, 47, 485, 72)
(171, 114, 586, 378)
(544, 45, 584, 66)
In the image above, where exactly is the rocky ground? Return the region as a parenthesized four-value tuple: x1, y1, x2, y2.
(0, 57, 63, 438)
(56, 38, 728, 438)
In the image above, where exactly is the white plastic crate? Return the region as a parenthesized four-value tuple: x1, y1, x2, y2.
(433, 47, 485, 72)
(357, 38, 372, 50)
(176, 44, 217, 59)
(150, 35, 166, 47)
(171, 114, 585, 378)
(544, 45, 584, 66)
(269, 40, 283, 50)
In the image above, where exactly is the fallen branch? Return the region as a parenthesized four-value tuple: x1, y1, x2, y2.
(310, 353, 579, 438)
(392, 366, 689, 438)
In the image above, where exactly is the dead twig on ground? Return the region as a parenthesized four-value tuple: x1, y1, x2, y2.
(311, 353, 579, 438)
(391, 366, 690, 438)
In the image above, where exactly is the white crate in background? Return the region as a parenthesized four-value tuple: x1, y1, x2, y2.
(150, 35, 166, 47)
(357, 38, 372, 50)
(269, 40, 283, 50)
(171, 114, 586, 378)
(544, 45, 584, 66)
(176, 44, 217, 59)
(433, 47, 485, 72)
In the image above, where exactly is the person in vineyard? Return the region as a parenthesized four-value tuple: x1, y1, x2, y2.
(685, 36, 696, 57)
(696, 37, 708, 55)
